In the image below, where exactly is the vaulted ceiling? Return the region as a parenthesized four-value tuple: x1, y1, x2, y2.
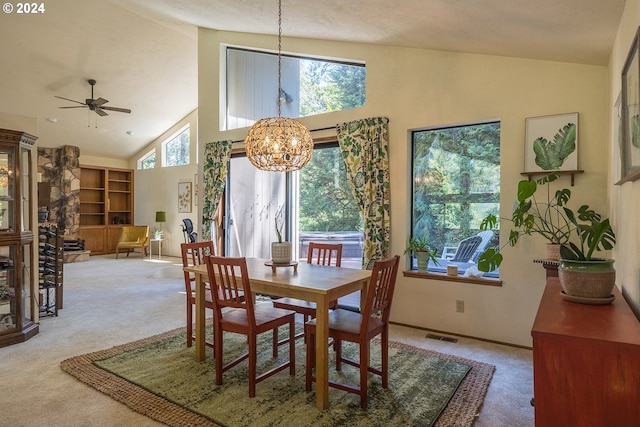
(0, 0, 625, 159)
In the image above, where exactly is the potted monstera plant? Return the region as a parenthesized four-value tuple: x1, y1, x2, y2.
(557, 206, 616, 300)
(405, 233, 439, 271)
(477, 173, 616, 302)
(477, 174, 574, 273)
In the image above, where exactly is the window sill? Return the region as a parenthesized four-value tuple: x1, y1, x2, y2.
(402, 270, 502, 287)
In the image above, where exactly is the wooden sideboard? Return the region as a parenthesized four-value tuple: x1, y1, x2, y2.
(531, 278, 640, 426)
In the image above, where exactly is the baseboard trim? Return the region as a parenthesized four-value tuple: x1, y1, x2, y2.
(389, 321, 533, 350)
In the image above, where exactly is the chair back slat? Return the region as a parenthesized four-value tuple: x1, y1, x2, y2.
(205, 256, 254, 323)
(181, 241, 215, 293)
(361, 255, 400, 329)
(307, 242, 343, 267)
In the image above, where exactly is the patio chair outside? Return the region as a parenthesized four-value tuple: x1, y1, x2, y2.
(449, 235, 483, 263)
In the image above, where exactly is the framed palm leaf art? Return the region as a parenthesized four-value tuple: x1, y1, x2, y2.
(524, 112, 578, 173)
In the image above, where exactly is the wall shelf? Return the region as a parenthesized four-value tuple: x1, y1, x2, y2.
(520, 169, 584, 186)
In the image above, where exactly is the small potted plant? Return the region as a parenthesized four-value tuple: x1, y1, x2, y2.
(404, 233, 439, 271)
(153, 228, 163, 240)
(271, 205, 291, 264)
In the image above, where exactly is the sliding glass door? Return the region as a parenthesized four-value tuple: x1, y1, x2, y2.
(224, 156, 287, 259)
(225, 144, 363, 268)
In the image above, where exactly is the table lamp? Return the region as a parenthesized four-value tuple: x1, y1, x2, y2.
(155, 211, 166, 238)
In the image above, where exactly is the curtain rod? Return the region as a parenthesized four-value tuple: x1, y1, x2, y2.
(230, 125, 336, 144)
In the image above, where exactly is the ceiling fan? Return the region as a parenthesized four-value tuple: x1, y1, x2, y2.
(55, 79, 131, 116)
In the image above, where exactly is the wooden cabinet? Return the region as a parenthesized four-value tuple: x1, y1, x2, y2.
(77, 226, 105, 254)
(531, 278, 640, 426)
(106, 226, 124, 253)
(78, 165, 133, 254)
(0, 129, 38, 348)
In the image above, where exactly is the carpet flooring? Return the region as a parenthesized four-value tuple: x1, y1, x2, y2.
(61, 325, 494, 427)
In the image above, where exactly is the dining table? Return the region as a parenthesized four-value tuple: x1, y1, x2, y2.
(183, 257, 372, 410)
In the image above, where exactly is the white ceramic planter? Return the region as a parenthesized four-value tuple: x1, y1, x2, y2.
(271, 242, 292, 264)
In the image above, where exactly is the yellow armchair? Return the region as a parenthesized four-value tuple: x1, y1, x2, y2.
(115, 226, 150, 259)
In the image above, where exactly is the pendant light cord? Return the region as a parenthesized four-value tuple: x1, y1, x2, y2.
(277, 0, 282, 118)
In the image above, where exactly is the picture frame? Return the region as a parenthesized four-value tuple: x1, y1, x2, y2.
(194, 174, 198, 206)
(620, 26, 640, 183)
(614, 92, 622, 182)
(524, 112, 579, 173)
(178, 182, 192, 213)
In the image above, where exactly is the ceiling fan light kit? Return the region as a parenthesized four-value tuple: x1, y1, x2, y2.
(55, 79, 132, 117)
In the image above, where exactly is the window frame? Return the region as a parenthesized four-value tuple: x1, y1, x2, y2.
(162, 124, 190, 167)
(409, 120, 501, 281)
(137, 149, 156, 170)
(223, 45, 366, 131)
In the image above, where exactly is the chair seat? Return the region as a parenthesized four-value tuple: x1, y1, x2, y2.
(307, 308, 384, 336)
(222, 304, 296, 332)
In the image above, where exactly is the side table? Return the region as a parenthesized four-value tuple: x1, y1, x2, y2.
(149, 238, 166, 260)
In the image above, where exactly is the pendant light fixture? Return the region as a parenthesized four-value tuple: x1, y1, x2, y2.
(244, 0, 313, 172)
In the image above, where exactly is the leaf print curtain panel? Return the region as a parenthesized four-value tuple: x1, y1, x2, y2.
(202, 140, 232, 241)
(337, 117, 390, 269)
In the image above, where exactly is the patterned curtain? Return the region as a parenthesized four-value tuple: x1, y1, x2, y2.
(202, 140, 232, 241)
(336, 117, 390, 269)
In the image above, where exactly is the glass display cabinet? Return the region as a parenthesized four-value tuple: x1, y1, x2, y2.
(0, 128, 38, 347)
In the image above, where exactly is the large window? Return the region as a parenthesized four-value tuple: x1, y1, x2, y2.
(163, 126, 190, 167)
(225, 47, 365, 131)
(410, 121, 500, 276)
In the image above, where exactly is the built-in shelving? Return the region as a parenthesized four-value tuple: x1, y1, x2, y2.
(78, 166, 134, 255)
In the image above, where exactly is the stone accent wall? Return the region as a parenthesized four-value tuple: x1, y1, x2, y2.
(37, 146, 81, 235)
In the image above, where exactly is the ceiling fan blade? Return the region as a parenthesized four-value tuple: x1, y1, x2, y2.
(92, 97, 108, 107)
(59, 106, 88, 109)
(54, 95, 86, 105)
(100, 106, 131, 114)
(95, 108, 108, 117)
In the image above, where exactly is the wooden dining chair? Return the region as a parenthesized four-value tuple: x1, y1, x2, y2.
(272, 242, 343, 342)
(205, 255, 296, 397)
(180, 241, 216, 348)
(305, 255, 400, 408)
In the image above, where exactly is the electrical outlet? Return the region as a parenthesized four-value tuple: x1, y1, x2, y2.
(456, 300, 464, 313)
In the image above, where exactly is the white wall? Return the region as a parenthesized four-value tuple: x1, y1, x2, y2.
(130, 110, 199, 258)
(198, 30, 610, 347)
(608, 2, 640, 316)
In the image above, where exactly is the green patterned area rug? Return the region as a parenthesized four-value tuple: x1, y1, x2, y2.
(61, 326, 494, 427)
